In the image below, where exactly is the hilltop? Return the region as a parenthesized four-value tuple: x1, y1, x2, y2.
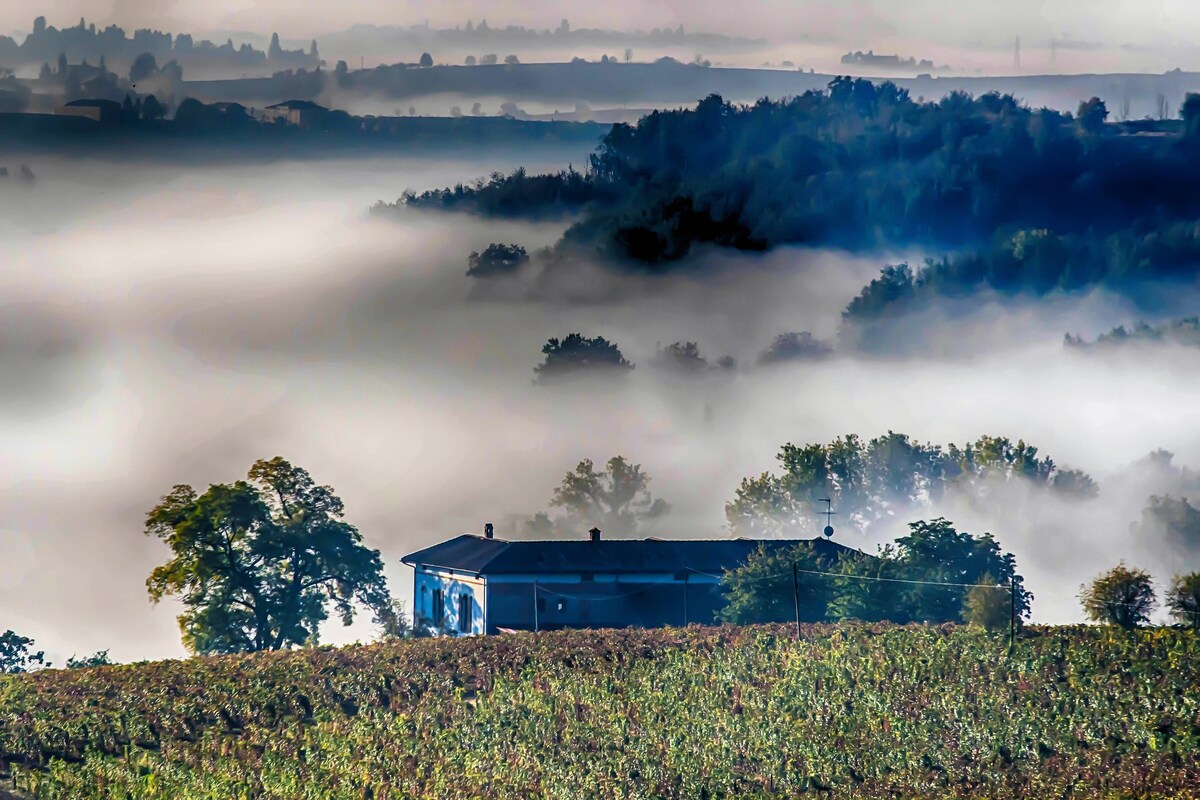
(2, 624, 1199, 798)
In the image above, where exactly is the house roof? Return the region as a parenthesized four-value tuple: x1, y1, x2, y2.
(402, 534, 864, 576)
(64, 98, 120, 109)
(266, 99, 328, 111)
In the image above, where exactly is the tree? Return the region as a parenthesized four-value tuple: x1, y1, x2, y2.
(534, 333, 633, 382)
(38, 61, 52, 81)
(1135, 495, 1200, 554)
(419, 52, 433, 68)
(962, 573, 1011, 631)
(334, 60, 348, 81)
(1076, 97, 1108, 134)
(757, 332, 834, 364)
(653, 341, 710, 374)
(720, 542, 839, 624)
(140, 94, 164, 120)
(504, 54, 520, 65)
(481, 53, 498, 65)
(465, 55, 477, 66)
(376, 600, 412, 639)
(0, 630, 48, 673)
(466, 243, 528, 277)
(1182, 93, 1200, 140)
(1165, 572, 1200, 629)
(624, 48, 633, 63)
(727, 432, 1094, 537)
(66, 650, 112, 669)
(546, 456, 669, 536)
(268, 32, 283, 60)
(892, 519, 1031, 624)
(144, 457, 391, 655)
(129, 51, 158, 83)
(1079, 564, 1156, 628)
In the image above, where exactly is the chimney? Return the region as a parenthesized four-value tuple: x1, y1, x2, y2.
(588, 527, 601, 543)
(484, 522, 494, 539)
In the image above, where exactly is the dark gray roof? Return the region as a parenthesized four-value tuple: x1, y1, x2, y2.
(266, 99, 328, 111)
(402, 534, 864, 576)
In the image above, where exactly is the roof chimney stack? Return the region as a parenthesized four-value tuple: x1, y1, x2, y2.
(484, 522, 494, 539)
(589, 527, 601, 543)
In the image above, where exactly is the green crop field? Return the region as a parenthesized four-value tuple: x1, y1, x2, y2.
(1, 624, 1198, 799)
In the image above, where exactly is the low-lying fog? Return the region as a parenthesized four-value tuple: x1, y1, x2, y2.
(3, 155, 1199, 663)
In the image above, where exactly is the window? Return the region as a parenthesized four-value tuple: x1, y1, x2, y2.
(556, 599, 566, 612)
(536, 597, 546, 613)
(457, 593, 473, 633)
(432, 588, 444, 626)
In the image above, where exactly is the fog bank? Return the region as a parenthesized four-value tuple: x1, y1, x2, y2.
(3, 155, 1199, 662)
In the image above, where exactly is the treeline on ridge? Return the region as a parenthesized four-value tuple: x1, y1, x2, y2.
(388, 81, 1200, 316)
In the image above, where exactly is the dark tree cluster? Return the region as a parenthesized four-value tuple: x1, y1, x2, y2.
(1065, 317, 1200, 350)
(466, 243, 529, 277)
(757, 331, 834, 364)
(394, 165, 607, 218)
(534, 333, 633, 383)
(407, 80, 1200, 305)
(651, 341, 735, 374)
(726, 432, 1097, 537)
(721, 518, 1032, 627)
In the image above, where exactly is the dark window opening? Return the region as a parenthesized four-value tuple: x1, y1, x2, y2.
(432, 588, 444, 626)
(458, 593, 472, 633)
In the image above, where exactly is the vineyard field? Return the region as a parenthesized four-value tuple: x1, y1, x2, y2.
(1, 624, 1198, 799)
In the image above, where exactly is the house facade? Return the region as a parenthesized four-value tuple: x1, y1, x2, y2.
(402, 525, 861, 635)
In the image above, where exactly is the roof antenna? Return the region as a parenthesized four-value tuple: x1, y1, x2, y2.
(818, 498, 835, 538)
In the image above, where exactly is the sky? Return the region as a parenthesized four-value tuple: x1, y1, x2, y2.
(7, 0, 1200, 70)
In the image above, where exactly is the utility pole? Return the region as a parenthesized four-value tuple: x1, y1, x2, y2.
(533, 581, 539, 632)
(793, 561, 801, 640)
(1009, 575, 1016, 654)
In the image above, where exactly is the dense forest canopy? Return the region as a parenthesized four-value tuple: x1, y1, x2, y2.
(396, 79, 1200, 313)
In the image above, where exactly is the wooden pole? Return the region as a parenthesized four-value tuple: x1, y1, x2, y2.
(1009, 575, 1016, 654)
(793, 561, 801, 640)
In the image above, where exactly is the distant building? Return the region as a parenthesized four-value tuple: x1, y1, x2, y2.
(402, 525, 863, 636)
(56, 98, 121, 122)
(262, 99, 328, 127)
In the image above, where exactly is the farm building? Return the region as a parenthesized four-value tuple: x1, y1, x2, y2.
(402, 525, 863, 635)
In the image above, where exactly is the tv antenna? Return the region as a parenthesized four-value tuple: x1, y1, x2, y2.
(817, 498, 836, 538)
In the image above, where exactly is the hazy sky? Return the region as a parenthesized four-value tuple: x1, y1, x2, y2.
(5, 0, 1200, 52)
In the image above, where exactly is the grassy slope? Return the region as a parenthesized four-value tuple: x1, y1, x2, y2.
(1, 624, 1198, 799)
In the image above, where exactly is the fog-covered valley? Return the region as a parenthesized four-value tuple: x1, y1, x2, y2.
(2, 152, 1200, 662)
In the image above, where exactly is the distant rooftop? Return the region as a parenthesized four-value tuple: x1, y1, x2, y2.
(265, 100, 328, 111)
(403, 533, 863, 576)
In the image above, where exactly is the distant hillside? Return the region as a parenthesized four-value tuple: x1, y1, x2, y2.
(175, 61, 1200, 119)
(2, 624, 1198, 798)
(0, 111, 606, 160)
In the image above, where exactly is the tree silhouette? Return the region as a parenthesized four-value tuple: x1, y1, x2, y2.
(534, 333, 633, 383)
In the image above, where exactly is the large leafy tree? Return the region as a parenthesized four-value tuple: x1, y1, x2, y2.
(532, 456, 670, 537)
(726, 432, 1096, 536)
(0, 630, 48, 673)
(890, 519, 1031, 624)
(145, 458, 391, 655)
(1079, 564, 1156, 629)
(719, 542, 841, 624)
(720, 519, 1029, 626)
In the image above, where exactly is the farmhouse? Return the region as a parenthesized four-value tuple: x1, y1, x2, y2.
(402, 525, 862, 635)
(262, 99, 328, 128)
